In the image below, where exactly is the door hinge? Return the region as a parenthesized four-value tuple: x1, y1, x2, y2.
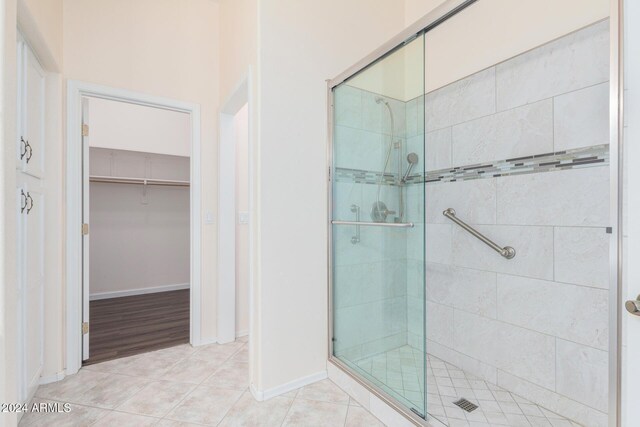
(82, 123, 89, 137)
(82, 322, 89, 334)
(82, 223, 89, 235)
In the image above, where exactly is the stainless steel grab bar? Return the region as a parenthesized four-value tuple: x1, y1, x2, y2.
(331, 220, 414, 228)
(443, 208, 516, 259)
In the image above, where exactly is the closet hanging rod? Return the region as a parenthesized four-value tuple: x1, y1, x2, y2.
(89, 175, 190, 187)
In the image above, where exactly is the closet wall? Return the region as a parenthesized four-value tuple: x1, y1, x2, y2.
(89, 148, 190, 298)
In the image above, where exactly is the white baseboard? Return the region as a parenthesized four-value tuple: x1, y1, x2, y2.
(251, 370, 327, 402)
(236, 329, 249, 337)
(89, 283, 190, 300)
(39, 370, 66, 385)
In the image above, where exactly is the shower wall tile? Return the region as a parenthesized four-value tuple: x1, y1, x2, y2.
(554, 227, 610, 290)
(361, 91, 406, 137)
(497, 371, 608, 427)
(426, 263, 497, 318)
(406, 259, 424, 299)
(451, 99, 553, 166)
(334, 296, 407, 351)
(334, 261, 406, 309)
(335, 84, 363, 128)
(554, 82, 609, 151)
(496, 20, 609, 111)
(496, 274, 608, 350)
(496, 167, 609, 227)
(405, 97, 419, 138)
(555, 339, 609, 412)
(425, 301, 453, 347)
(451, 225, 554, 280)
(453, 311, 556, 389)
(333, 226, 406, 266)
(424, 67, 496, 131)
(332, 181, 362, 221)
(426, 178, 496, 225)
(427, 340, 498, 384)
(334, 126, 383, 172)
(425, 128, 451, 171)
(425, 224, 452, 264)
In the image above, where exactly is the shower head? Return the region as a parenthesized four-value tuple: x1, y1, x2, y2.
(402, 152, 419, 182)
(375, 97, 389, 106)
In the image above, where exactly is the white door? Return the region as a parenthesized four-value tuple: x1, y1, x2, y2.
(23, 43, 45, 178)
(82, 98, 91, 361)
(15, 35, 45, 404)
(23, 185, 44, 399)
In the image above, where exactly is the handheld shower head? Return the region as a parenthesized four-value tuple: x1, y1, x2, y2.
(402, 152, 419, 182)
(375, 97, 389, 106)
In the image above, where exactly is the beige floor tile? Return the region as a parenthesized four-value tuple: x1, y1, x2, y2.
(91, 411, 159, 427)
(190, 342, 244, 363)
(117, 380, 196, 417)
(87, 350, 185, 379)
(203, 361, 248, 390)
(345, 405, 385, 427)
(164, 358, 221, 384)
(156, 420, 204, 427)
(237, 335, 249, 343)
(296, 379, 350, 405)
(165, 384, 243, 425)
(282, 399, 348, 427)
(35, 370, 110, 401)
(218, 391, 293, 427)
(229, 345, 249, 363)
(18, 398, 108, 427)
(73, 374, 149, 409)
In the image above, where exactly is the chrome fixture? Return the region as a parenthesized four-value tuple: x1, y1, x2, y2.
(350, 204, 361, 244)
(443, 208, 516, 259)
(372, 97, 402, 222)
(370, 200, 396, 223)
(626, 295, 640, 316)
(402, 152, 419, 182)
(332, 220, 414, 228)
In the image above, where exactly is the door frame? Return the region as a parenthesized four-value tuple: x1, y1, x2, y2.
(65, 80, 202, 375)
(217, 75, 253, 344)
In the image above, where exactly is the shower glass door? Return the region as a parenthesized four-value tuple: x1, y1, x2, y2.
(330, 34, 427, 419)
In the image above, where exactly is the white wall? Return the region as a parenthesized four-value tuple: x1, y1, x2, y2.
(234, 104, 249, 336)
(63, 0, 220, 342)
(88, 97, 191, 157)
(255, 0, 405, 393)
(89, 148, 190, 298)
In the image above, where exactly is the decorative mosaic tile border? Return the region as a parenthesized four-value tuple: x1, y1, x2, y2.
(334, 144, 609, 186)
(420, 144, 609, 184)
(334, 168, 396, 185)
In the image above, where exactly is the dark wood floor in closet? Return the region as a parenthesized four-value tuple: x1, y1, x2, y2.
(83, 289, 190, 365)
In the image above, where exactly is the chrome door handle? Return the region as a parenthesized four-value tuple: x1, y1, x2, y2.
(625, 295, 640, 316)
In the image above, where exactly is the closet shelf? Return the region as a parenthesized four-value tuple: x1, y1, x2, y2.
(89, 175, 190, 187)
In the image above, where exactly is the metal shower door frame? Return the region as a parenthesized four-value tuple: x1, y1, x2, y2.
(326, 0, 623, 426)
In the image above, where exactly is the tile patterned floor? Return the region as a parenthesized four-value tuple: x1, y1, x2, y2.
(354, 346, 582, 427)
(19, 338, 383, 427)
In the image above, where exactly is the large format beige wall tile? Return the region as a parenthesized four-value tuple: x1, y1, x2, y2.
(497, 274, 608, 350)
(496, 20, 609, 111)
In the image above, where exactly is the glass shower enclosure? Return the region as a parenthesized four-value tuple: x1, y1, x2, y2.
(329, 33, 428, 420)
(328, 2, 615, 426)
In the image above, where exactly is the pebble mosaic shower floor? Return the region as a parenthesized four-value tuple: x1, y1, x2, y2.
(354, 346, 581, 427)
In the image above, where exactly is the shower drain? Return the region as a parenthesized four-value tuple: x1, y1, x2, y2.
(453, 398, 478, 413)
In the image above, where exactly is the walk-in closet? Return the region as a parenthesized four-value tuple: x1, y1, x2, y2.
(82, 97, 191, 364)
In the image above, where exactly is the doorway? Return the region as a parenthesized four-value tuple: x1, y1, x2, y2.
(66, 82, 202, 374)
(82, 97, 192, 364)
